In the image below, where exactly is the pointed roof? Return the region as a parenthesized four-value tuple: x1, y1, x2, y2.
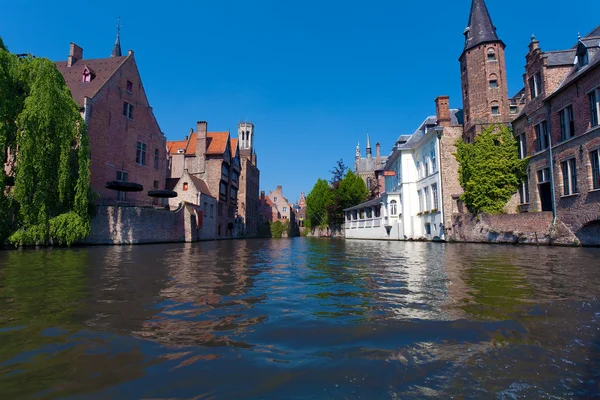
(111, 18, 122, 57)
(366, 133, 371, 149)
(462, 0, 502, 54)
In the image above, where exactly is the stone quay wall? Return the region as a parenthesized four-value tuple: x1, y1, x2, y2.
(85, 202, 204, 245)
(449, 212, 581, 246)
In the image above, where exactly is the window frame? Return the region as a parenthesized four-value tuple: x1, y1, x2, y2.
(390, 200, 397, 215)
(535, 121, 549, 151)
(154, 148, 160, 169)
(591, 149, 600, 190)
(126, 80, 133, 92)
(123, 102, 134, 119)
(559, 105, 575, 141)
(561, 158, 578, 195)
(517, 133, 527, 159)
(519, 174, 530, 204)
(136, 141, 147, 166)
(590, 89, 599, 127)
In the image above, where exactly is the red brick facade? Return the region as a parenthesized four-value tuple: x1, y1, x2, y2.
(56, 45, 167, 203)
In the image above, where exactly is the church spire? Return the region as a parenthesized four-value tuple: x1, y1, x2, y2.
(366, 133, 372, 160)
(111, 17, 122, 58)
(463, 0, 500, 53)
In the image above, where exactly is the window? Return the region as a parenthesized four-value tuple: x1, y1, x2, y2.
(510, 105, 518, 114)
(517, 133, 527, 159)
(136, 141, 147, 165)
(489, 79, 498, 88)
(424, 157, 429, 177)
(425, 223, 431, 235)
(221, 164, 229, 179)
(123, 102, 134, 119)
(416, 161, 421, 179)
(233, 156, 240, 169)
(210, 204, 214, 217)
(390, 200, 397, 215)
(519, 174, 530, 204)
(116, 170, 128, 201)
(153, 180, 159, 189)
(529, 73, 542, 99)
(183, 182, 188, 191)
(591, 150, 600, 190)
(203, 201, 208, 215)
(219, 182, 227, 199)
(579, 50, 589, 68)
(418, 190, 423, 212)
(232, 171, 239, 183)
(424, 187, 430, 211)
(282, 206, 287, 212)
(274, 197, 278, 202)
(535, 121, 549, 151)
(430, 144, 436, 173)
(491, 105, 500, 115)
(432, 184, 439, 210)
(559, 106, 575, 141)
(561, 158, 578, 195)
(82, 68, 92, 82)
(537, 167, 550, 183)
(487, 48, 496, 61)
(126, 80, 133, 92)
(590, 90, 599, 127)
(154, 148, 160, 169)
(231, 186, 238, 200)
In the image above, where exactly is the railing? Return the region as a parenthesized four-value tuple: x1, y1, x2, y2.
(96, 197, 165, 209)
(373, 218, 381, 227)
(346, 218, 383, 229)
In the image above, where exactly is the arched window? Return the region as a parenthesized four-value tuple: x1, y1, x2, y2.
(489, 73, 498, 88)
(487, 47, 496, 61)
(390, 200, 397, 215)
(491, 101, 500, 115)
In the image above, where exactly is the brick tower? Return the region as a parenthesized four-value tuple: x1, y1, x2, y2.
(459, 0, 510, 141)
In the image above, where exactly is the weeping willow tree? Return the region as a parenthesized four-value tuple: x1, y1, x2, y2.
(0, 39, 92, 246)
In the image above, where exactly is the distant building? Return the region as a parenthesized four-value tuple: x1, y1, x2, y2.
(167, 122, 241, 238)
(237, 122, 260, 237)
(354, 134, 387, 195)
(55, 33, 167, 204)
(258, 186, 298, 235)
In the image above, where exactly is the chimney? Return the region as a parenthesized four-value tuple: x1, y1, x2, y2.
(67, 43, 83, 67)
(435, 96, 451, 128)
(194, 121, 207, 173)
(376, 142, 381, 168)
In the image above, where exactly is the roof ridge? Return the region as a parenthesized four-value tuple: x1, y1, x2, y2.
(87, 53, 131, 101)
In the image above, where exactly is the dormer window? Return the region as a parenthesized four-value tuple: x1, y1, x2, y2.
(81, 65, 95, 83)
(577, 42, 589, 69)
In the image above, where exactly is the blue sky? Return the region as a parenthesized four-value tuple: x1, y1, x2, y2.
(1, 1, 598, 202)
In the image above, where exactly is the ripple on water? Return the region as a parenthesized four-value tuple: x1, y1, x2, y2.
(0, 239, 599, 398)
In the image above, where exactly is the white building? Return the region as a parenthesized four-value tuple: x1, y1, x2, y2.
(345, 98, 463, 241)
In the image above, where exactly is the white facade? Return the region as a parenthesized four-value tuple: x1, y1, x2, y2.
(345, 114, 453, 241)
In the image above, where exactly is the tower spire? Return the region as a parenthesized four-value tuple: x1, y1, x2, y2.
(366, 133, 372, 160)
(463, 0, 501, 53)
(111, 17, 122, 58)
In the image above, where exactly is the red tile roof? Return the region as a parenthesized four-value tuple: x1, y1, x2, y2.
(166, 139, 189, 156)
(206, 132, 229, 155)
(55, 56, 128, 106)
(230, 138, 238, 156)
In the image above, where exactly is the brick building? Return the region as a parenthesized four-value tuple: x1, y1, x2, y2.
(511, 27, 600, 242)
(167, 122, 241, 238)
(354, 135, 387, 196)
(237, 122, 260, 237)
(55, 34, 167, 204)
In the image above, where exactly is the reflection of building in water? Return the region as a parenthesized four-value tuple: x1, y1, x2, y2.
(131, 241, 267, 346)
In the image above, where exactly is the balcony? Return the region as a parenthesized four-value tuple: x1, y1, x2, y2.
(345, 217, 382, 230)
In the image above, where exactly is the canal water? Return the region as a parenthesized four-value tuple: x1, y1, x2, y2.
(0, 239, 599, 399)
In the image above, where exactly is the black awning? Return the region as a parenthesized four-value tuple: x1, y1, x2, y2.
(105, 181, 143, 192)
(148, 189, 177, 198)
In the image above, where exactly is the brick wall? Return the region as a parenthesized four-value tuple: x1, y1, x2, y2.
(85, 203, 204, 245)
(439, 126, 463, 232)
(449, 212, 576, 245)
(85, 55, 167, 202)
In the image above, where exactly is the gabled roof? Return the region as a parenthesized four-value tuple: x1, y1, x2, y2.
(206, 132, 229, 155)
(230, 138, 238, 157)
(166, 139, 189, 156)
(545, 50, 577, 67)
(462, 0, 502, 54)
(165, 175, 214, 198)
(55, 56, 128, 106)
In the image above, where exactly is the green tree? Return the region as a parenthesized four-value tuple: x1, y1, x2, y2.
(306, 178, 332, 228)
(329, 158, 346, 189)
(328, 170, 368, 225)
(454, 124, 529, 214)
(0, 41, 92, 246)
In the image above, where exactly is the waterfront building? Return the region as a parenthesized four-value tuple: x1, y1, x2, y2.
(345, 97, 463, 241)
(511, 27, 600, 239)
(165, 170, 217, 240)
(55, 33, 168, 204)
(354, 135, 387, 196)
(237, 122, 260, 237)
(258, 186, 298, 234)
(167, 122, 241, 238)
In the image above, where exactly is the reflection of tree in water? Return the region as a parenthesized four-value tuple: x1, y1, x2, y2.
(0, 248, 165, 399)
(133, 240, 268, 347)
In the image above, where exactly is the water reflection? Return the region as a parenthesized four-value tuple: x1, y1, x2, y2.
(0, 239, 599, 398)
